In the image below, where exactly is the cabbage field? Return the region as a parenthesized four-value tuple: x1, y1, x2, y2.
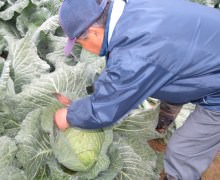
(0, 0, 219, 180)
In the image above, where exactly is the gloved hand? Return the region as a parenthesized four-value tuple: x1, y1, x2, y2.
(156, 101, 183, 133)
(53, 93, 71, 130)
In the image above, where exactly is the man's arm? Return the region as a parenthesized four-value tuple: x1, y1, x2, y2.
(65, 51, 174, 129)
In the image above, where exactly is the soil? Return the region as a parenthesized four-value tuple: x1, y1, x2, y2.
(148, 139, 220, 180)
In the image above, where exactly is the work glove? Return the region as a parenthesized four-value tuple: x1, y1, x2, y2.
(53, 93, 71, 130)
(156, 101, 183, 133)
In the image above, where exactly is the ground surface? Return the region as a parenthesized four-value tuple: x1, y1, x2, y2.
(148, 139, 220, 180)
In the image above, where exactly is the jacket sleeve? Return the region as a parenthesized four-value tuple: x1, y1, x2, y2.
(67, 50, 173, 129)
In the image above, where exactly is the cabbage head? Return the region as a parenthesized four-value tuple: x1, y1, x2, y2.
(53, 128, 105, 172)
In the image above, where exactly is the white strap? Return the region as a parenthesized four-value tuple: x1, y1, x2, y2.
(108, 0, 126, 44)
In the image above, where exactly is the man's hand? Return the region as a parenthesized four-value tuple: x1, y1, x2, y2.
(54, 108, 70, 130)
(53, 93, 71, 106)
(53, 93, 71, 130)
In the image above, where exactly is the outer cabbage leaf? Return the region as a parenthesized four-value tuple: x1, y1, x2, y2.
(16, 1, 61, 37)
(113, 137, 160, 180)
(123, 134, 163, 178)
(46, 160, 77, 180)
(0, 57, 3, 70)
(0, 22, 17, 96)
(8, 33, 50, 93)
(0, 61, 18, 137)
(32, 15, 60, 42)
(16, 105, 70, 180)
(0, 38, 7, 54)
(31, 15, 63, 66)
(15, 109, 53, 180)
(16, 5, 51, 37)
(12, 63, 92, 121)
(191, 0, 220, 6)
(0, 57, 4, 73)
(0, 136, 17, 167)
(114, 103, 162, 141)
(0, 58, 3, 76)
(0, 100, 20, 137)
(93, 139, 123, 180)
(191, 0, 207, 4)
(0, 136, 27, 180)
(31, 0, 61, 10)
(0, 166, 27, 180)
(31, 0, 50, 6)
(113, 102, 164, 179)
(22, 14, 64, 72)
(0, 60, 10, 95)
(0, 0, 29, 20)
(0, 0, 6, 9)
(0, 20, 20, 46)
(0, 22, 51, 93)
(206, 0, 220, 6)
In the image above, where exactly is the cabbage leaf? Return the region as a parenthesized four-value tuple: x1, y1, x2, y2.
(0, 136, 27, 180)
(0, 0, 29, 20)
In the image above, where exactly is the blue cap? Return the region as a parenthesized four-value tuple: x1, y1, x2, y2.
(59, 0, 108, 56)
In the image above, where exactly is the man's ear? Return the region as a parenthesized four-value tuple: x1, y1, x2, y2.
(88, 26, 104, 39)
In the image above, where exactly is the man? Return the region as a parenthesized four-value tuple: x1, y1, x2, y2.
(54, 0, 220, 179)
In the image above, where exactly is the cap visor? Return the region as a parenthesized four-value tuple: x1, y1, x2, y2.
(64, 38, 76, 56)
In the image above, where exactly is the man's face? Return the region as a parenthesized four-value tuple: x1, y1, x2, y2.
(76, 26, 105, 56)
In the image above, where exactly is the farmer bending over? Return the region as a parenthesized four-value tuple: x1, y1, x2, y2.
(54, 0, 220, 179)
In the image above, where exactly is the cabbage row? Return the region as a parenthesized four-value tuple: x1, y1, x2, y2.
(0, 0, 218, 179)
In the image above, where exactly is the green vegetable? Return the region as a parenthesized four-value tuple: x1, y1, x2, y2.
(0, 136, 27, 180)
(53, 128, 105, 171)
(0, 0, 217, 179)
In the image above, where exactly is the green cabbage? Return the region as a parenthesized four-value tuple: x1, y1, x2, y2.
(1, 0, 216, 179)
(53, 128, 105, 171)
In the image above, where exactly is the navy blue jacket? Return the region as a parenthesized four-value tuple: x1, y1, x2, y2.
(67, 0, 220, 129)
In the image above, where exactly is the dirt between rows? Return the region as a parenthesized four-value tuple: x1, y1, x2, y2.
(148, 139, 220, 180)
